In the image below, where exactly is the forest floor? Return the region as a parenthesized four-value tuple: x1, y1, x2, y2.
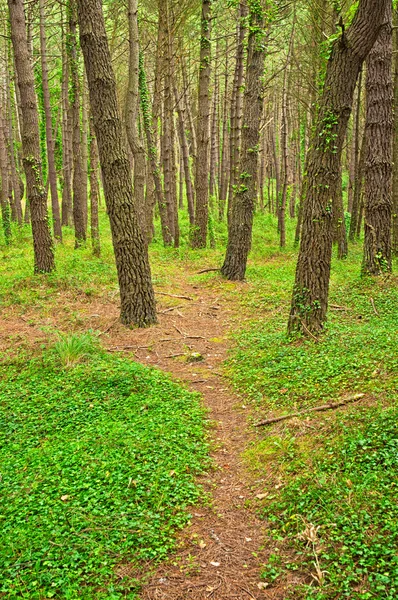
(1, 214, 398, 599)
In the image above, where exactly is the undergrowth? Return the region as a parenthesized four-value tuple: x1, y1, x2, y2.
(0, 341, 210, 599)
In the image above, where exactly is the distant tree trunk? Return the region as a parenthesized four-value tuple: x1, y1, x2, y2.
(279, 73, 289, 247)
(221, 6, 266, 280)
(350, 127, 366, 240)
(61, 22, 72, 227)
(5, 61, 22, 225)
(89, 119, 100, 257)
(125, 0, 147, 238)
(392, 8, 398, 256)
(0, 106, 12, 244)
(218, 46, 230, 221)
(39, 0, 62, 241)
(138, 53, 172, 246)
(68, 0, 87, 247)
(191, 0, 212, 248)
(8, 0, 54, 273)
(174, 80, 195, 225)
(227, 1, 248, 222)
(288, 0, 389, 336)
(362, 2, 393, 275)
(332, 164, 348, 258)
(77, 0, 157, 327)
(347, 70, 362, 214)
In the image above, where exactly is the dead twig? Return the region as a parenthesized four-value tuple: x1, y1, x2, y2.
(255, 393, 365, 427)
(197, 268, 220, 274)
(300, 319, 319, 343)
(370, 297, 379, 316)
(330, 304, 347, 311)
(173, 324, 206, 340)
(156, 291, 193, 301)
(158, 305, 183, 314)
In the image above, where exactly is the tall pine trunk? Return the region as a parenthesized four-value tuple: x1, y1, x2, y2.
(76, 0, 157, 327)
(8, 0, 54, 273)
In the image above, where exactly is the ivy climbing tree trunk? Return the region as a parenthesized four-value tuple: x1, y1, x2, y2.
(191, 0, 212, 248)
(288, 0, 389, 336)
(76, 0, 157, 327)
(362, 2, 393, 275)
(8, 0, 55, 273)
(221, 1, 266, 281)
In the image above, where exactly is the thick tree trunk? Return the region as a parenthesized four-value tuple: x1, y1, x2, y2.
(288, 0, 388, 336)
(68, 0, 87, 247)
(39, 0, 62, 241)
(362, 3, 393, 275)
(221, 7, 266, 280)
(392, 8, 398, 255)
(76, 0, 156, 327)
(191, 0, 212, 248)
(8, 0, 54, 273)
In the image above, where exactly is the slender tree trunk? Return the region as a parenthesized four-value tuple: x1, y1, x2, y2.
(288, 0, 389, 335)
(221, 6, 266, 280)
(218, 46, 230, 221)
(5, 58, 22, 225)
(279, 74, 289, 247)
(39, 0, 62, 241)
(68, 0, 86, 247)
(89, 119, 100, 257)
(174, 80, 195, 225)
(0, 105, 12, 244)
(8, 0, 54, 273)
(125, 0, 147, 238)
(362, 2, 393, 275)
(77, 0, 156, 326)
(227, 1, 248, 223)
(191, 0, 212, 248)
(61, 22, 72, 227)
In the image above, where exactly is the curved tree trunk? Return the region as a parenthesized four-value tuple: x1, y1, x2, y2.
(362, 2, 393, 275)
(221, 6, 266, 281)
(77, 0, 157, 327)
(288, 0, 389, 336)
(8, 0, 55, 273)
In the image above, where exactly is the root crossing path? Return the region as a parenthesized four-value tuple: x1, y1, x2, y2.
(105, 276, 286, 600)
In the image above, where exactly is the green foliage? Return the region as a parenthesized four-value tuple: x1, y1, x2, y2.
(264, 407, 398, 598)
(52, 330, 101, 367)
(0, 344, 209, 598)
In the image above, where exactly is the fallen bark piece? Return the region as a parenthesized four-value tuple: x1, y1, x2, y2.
(156, 291, 193, 300)
(255, 393, 365, 427)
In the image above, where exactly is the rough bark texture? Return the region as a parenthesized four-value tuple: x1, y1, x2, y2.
(76, 0, 157, 327)
(69, 0, 87, 247)
(288, 0, 389, 335)
(39, 0, 62, 241)
(392, 8, 398, 255)
(221, 6, 265, 281)
(8, 0, 55, 273)
(125, 0, 147, 237)
(191, 0, 212, 248)
(362, 2, 393, 275)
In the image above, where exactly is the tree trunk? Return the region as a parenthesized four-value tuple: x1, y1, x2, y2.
(392, 8, 398, 255)
(174, 80, 195, 225)
(68, 0, 87, 247)
(221, 6, 266, 280)
(76, 0, 157, 327)
(61, 20, 72, 227)
(288, 0, 389, 335)
(125, 0, 147, 238)
(8, 0, 54, 273)
(89, 119, 100, 257)
(39, 0, 62, 241)
(362, 2, 393, 275)
(191, 0, 212, 248)
(0, 105, 12, 245)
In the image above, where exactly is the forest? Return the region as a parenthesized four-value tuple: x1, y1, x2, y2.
(0, 0, 397, 598)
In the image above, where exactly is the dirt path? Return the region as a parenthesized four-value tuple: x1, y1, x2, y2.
(102, 276, 286, 600)
(1, 271, 287, 599)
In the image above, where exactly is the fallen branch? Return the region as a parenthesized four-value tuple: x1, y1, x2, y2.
(158, 305, 183, 314)
(254, 393, 365, 427)
(156, 291, 193, 301)
(197, 268, 220, 274)
(370, 297, 379, 316)
(330, 304, 347, 311)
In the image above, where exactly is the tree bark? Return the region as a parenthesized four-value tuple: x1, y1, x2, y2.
(392, 8, 398, 255)
(76, 0, 157, 327)
(89, 118, 100, 257)
(362, 2, 393, 275)
(288, 0, 388, 336)
(221, 6, 266, 280)
(191, 0, 212, 248)
(39, 0, 62, 241)
(8, 0, 55, 273)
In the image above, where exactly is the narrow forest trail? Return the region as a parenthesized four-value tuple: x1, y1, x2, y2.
(0, 268, 289, 599)
(102, 274, 288, 600)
